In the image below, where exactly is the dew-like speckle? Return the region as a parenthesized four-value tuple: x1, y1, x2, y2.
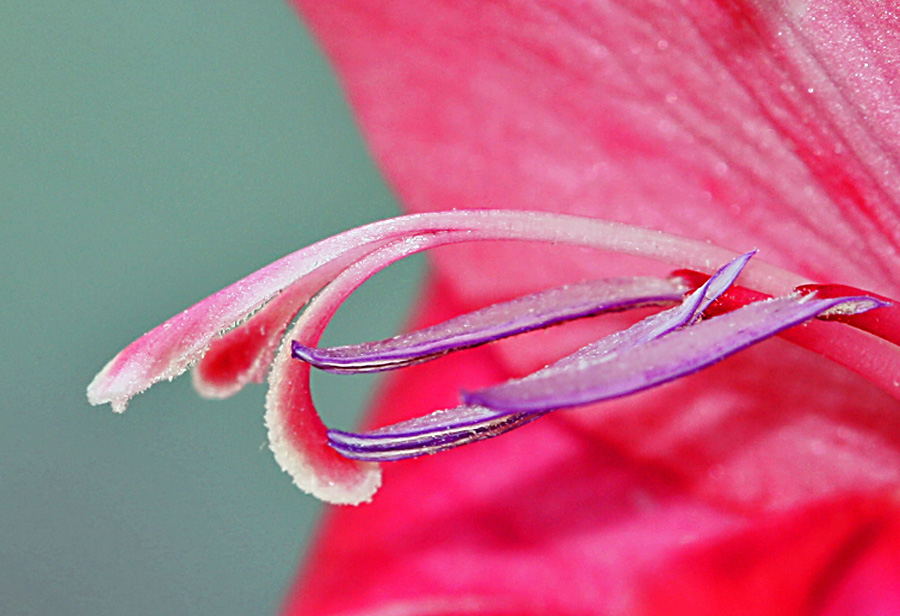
(784, 0, 811, 19)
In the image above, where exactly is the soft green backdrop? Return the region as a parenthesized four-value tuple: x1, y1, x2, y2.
(1, 2, 420, 614)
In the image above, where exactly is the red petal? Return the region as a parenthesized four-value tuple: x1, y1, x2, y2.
(294, 0, 900, 302)
(285, 0, 900, 613)
(633, 494, 900, 616)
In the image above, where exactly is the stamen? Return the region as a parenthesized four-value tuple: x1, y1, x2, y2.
(670, 268, 771, 318)
(328, 253, 828, 461)
(296, 252, 754, 376)
(796, 284, 899, 345)
(328, 408, 547, 461)
(292, 276, 687, 374)
(87, 210, 900, 502)
(321, 254, 885, 461)
(672, 272, 899, 342)
(465, 294, 886, 414)
(529, 253, 755, 371)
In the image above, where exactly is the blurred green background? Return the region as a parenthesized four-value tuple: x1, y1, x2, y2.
(1, 2, 420, 614)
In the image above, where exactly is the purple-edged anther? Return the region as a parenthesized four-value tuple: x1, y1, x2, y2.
(292, 276, 688, 373)
(312, 252, 886, 462)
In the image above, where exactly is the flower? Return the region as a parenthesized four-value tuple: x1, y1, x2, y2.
(87, 210, 897, 613)
(281, 1, 900, 615)
(88, 1, 900, 614)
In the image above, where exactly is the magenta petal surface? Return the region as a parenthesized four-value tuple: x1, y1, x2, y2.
(293, 275, 686, 373)
(468, 295, 885, 413)
(295, 1, 900, 304)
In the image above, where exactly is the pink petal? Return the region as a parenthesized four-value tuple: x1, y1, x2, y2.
(632, 495, 900, 616)
(284, 2, 900, 611)
(294, 1, 900, 302)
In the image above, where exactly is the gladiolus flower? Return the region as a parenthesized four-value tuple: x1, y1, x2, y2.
(87, 212, 900, 613)
(282, 1, 900, 614)
(90, 0, 900, 614)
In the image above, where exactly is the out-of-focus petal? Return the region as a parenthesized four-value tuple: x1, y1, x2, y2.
(283, 0, 900, 613)
(294, 1, 900, 302)
(287, 0, 900, 510)
(632, 494, 900, 616)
